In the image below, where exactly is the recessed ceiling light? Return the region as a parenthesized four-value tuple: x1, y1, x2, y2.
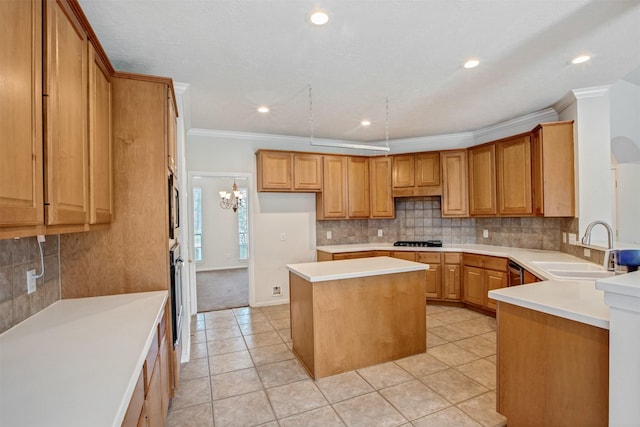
(464, 59, 480, 69)
(571, 55, 591, 64)
(257, 106, 269, 113)
(310, 10, 329, 26)
(361, 120, 371, 126)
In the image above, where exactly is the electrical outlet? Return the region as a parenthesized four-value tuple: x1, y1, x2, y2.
(377, 229, 383, 237)
(280, 232, 286, 241)
(326, 231, 332, 239)
(27, 269, 36, 294)
(584, 248, 591, 257)
(483, 229, 489, 238)
(562, 232, 567, 243)
(272, 286, 282, 296)
(569, 233, 577, 245)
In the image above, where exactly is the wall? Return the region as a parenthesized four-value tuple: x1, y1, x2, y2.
(610, 80, 640, 244)
(193, 175, 246, 271)
(0, 236, 60, 333)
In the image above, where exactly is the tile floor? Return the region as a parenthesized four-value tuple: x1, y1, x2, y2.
(166, 304, 507, 427)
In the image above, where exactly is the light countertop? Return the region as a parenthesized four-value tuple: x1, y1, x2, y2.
(317, 243, 615, 329)
(0, 291, 167, 427)
(596, 270, 640, 298)
(287, 256, 428, 282)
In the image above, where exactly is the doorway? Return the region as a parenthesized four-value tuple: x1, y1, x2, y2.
(191, 174, 250, 312)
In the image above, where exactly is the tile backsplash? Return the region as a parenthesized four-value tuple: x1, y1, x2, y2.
(0, 235, 61, 334)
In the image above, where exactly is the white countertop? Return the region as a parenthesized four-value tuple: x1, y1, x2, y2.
(317, 243, 615, 329)
(0, 291, 168, 427)
(596, 270, 640, 298)
(287, 256, 428, 282)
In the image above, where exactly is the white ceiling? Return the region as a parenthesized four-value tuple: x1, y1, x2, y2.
(79, 0, 640, 144)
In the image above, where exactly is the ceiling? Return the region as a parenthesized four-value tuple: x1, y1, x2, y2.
(79, 0, 640, 144)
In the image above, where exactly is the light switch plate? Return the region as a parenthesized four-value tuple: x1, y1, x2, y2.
(327, 231, 332, 239)
(569, 233, 577, 245)
(483, 229, 489, 238)
(377, 229, 383, 237)
(562, 232, 567, 243)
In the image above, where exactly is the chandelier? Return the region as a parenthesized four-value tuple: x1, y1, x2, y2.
(219, 181, 245, 212)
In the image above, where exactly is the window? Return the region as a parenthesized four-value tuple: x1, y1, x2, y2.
(193, 187, 202, 262)
(238, 187, 248, 260)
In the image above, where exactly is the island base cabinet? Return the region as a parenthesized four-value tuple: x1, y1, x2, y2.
(290, 270, 426, 379)
(497, 302, 608, 426)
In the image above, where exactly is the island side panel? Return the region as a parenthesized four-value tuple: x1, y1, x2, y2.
(497, 302, 609, 427)
(289, 272, 315, 377)
(311, 270, 426, 378)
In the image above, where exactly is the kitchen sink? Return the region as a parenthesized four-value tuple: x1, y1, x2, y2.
(531, 261, 615, 280)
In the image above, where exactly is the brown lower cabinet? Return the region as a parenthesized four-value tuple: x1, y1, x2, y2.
(122, 314, 171, 427)
(462, 254, 508, 311)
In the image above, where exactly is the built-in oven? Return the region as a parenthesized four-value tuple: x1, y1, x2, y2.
(508, 260, 525, 286)
(169, 242, 184, 348)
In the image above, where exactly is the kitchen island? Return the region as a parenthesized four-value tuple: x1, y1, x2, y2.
(286, 256, 428, 379)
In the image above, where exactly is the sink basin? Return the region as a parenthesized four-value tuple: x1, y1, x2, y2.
(531, 261, 615, 280)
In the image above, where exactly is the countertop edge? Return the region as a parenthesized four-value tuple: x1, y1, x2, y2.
(287, 257, 428, 283)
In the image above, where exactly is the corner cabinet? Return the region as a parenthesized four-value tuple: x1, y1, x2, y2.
(463, 254, 508, 311)
(441, 150, 468, 217)
(0, 0, 44, 229)
(44, 0, 90, 226)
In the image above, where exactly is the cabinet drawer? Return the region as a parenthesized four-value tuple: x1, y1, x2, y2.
(444, 253, 461, 264)
(144, 327, 159, 392)
(392, 251, 416, 261)
(333, 251, 375, 260)
(463, 254, 484, 268)
(482, 256, 508, 272)
(416, 252, 441, 264)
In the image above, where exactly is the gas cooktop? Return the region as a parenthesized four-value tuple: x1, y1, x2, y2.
(393, 240, 443, 247)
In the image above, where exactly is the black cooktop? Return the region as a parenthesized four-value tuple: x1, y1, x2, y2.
(393, 240, 443, 247)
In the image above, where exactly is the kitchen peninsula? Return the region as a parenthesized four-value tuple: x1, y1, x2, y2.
(286, 256, 428, 379)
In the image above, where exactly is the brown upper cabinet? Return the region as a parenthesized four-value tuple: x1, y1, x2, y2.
(369, 156, 395, 218)
(44, 0, 90, 226)
(316, 155, 348, 219)
(0, 0, 44, 230)
(441, 150, 468, 217)
(496, 134, 532, 216)
(531, 121, 575, 217)
(468, 143, 497, 216)
(88, 42, 113, 225)
(256, 150, 323, 192)
(167, 90, 177, 175)
(347, 157, 370, 218)
(392, 152, 441, 197)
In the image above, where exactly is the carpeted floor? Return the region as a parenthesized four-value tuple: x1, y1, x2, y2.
(196, 268, 249, 312)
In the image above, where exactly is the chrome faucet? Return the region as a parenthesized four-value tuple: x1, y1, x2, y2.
(581, 221, 616, 271)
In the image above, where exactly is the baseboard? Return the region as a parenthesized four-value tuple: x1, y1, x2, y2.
(196, 266, 248, 273)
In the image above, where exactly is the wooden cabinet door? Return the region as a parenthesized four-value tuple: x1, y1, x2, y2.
(0, 0, 44, 228)
(293, 153, 323, 191)
(415, 153, 440, 187)
(392, 154, 415, 188)
(443, 263, 461, 300)
(88, 43, 113, 224)
(496, 135, 532, 216)
(468, 144, 497, 216)
(257, 151, 292, 191)
(417, 252, 442, 299)
(392, 251, 416, 261)
(167, 91, 177, 175)
(347, 157, 370, 218)
(486, 270, 508, 310)
(44, 0, 89, 225)
(144, 356, 164, 427)
(441, 151, 468, 217)
(531, 128, 544, 216)
(463, 266, 485, 306)
(424, 263, 442, 299)
(318, 155, 347, 218)
(369, 157, 394, 218)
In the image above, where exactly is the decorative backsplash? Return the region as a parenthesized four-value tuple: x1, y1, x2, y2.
(0, 236, 61, 334)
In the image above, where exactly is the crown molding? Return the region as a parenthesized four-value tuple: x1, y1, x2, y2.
(387, 132, 475, 153)
(173, 82, 190, 94)
(572, 85, 611, 99)
(473, 108, 558, 144)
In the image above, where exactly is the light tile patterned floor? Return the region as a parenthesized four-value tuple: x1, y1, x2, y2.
(167, 304, 507, 427)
